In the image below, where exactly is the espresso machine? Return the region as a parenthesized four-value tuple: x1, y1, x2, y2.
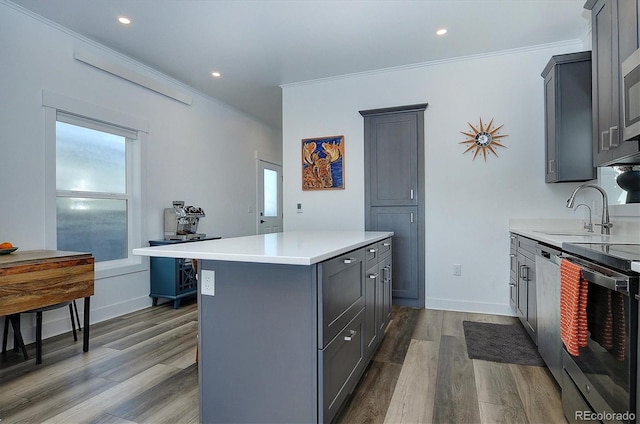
(163, 201, 206, 240)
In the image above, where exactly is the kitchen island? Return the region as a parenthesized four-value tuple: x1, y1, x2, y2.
(133, 230, 393, 423)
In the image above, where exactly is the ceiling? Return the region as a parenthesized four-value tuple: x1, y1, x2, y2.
(10, 0, 590, 129)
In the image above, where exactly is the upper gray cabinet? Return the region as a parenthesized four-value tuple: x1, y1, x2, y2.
(585, 0, 640, 166)
(541, 51, 596, 182)
(367, 112, 419, 206)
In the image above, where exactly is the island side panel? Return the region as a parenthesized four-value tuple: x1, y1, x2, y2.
(198, 260, 318, 424)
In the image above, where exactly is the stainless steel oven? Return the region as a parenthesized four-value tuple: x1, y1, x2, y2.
(561, 243, 640, 424)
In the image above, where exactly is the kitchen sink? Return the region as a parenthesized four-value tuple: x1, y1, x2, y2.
(536, 231, 606, 237)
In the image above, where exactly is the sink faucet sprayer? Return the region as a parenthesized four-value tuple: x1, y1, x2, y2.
(566, 184, 612, 235)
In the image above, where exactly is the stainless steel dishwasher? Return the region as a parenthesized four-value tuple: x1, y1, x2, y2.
(535, 243, 562, 385)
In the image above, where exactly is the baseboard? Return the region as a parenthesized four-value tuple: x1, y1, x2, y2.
(1, 295, 153, 349)
(425, 297, 515, 316)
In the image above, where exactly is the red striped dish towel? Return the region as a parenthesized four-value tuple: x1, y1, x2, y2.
(560, 259, 588, 356)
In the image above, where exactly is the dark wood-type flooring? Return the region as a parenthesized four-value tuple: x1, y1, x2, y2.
(0, 300, 565, 423)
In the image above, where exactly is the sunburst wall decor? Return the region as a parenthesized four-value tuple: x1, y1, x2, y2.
(459, 117, 508, 161)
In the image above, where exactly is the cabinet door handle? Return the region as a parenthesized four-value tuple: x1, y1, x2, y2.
(368, 248, 377, 253)
(510, 254, 515, 258)
(601, 130, 610, 151)
(519, 265, 528, 280)
(548, 159, 555, 173)
(509, 282, 516, 287)
(344, 330, 357, 341)
(410, 213, 414, 223)
(343, 258, 355, 264)
(410, 189, 414, 200)
(368, 273, 378, 279)
(382, 242, 391, 247)
(609, 126, 619, 147)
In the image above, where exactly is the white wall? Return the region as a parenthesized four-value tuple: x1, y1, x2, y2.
(282, 41, 589, 315)
(0, 3, 281, 343)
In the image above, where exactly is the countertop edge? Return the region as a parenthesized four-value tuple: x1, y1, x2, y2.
(133, 231, 394, 265)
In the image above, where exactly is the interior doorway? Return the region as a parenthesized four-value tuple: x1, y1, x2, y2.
(257, 160, 283, 234)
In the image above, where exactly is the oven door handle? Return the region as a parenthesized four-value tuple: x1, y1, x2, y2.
(580, 267, 629, 294)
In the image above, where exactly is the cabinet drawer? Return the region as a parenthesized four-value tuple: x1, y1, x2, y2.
(318, 248, 366, 347)
(319, 308, 365, 424)
(517, 236, 536, 258)
(365, 243, 379, 268)
(378, 238, 392, 257)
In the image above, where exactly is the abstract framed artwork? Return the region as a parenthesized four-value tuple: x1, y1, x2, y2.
(302, 135, 345, 190)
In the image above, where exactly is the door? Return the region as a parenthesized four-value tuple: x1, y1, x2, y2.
(369, 113, 418, 206)
(370, 207, 418, 301)
(257, 160, 282, 234)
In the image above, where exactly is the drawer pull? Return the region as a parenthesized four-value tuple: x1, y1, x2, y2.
(509, 282, 516, 287)
(368, 273, 378, 279)
(368, 248, 377, 253)
(344, 330, 357, 341)
(343, 258, 355, 264)
(382, 242, 391, 247)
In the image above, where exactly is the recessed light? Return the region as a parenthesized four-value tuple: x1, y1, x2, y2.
(211, 71, 222, 78)
(436, 28, 447, 36)
(118, 16, 131, 25)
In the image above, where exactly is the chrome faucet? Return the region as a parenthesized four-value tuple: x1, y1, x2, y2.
(566, 184, 612, 235)
(574, 203, 593, 232)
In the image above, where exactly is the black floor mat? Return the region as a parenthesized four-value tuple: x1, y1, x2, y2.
(462, 320, 545, 366)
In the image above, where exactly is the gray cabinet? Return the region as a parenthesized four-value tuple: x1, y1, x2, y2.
(370, 207, 418, 301)
(541, 52, 595, 182)
(367, 113, 419, 207)
(510, 234, 537, 344)
(361, 104, 426, 308)
(198, 238, 392, 424)
(586, 0, 640, 166)
(318, 249, 365, 347)
(509, 235, 518, 311)
(319, 309, 365, 423)
(364, 238, 393, 360)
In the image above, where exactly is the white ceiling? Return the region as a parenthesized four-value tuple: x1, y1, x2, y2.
(10, 0, 590, 129)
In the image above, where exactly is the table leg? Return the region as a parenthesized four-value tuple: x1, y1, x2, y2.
(6, 315, 28, 360)
(83, 296, 90, 352)
(35, 311, 42, 364)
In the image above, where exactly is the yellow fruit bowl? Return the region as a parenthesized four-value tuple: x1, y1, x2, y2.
(0, 246, 18, 255)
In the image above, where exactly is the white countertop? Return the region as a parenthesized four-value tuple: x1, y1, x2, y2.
(509, 228, 640, 249)
(509, 220, 640, 273)
(133, 231, 393, 266)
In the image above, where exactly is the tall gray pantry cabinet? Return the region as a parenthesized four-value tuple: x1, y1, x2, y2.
(360, 104, 427, 308)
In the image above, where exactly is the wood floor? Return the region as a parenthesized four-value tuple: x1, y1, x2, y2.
(0, 301, 565, 424)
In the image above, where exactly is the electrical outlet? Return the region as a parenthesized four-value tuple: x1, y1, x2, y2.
(296, 203, 303, 213)
(453, 264, 462, 276)
(201, 270, 215, 296)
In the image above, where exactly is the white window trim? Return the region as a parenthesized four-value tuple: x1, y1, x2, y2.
(43, 90, 148, 280)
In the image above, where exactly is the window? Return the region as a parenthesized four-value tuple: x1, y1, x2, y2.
(43, 91, 147, 278)
(56, 116, 133, 262)
(263, 168, 278, 217)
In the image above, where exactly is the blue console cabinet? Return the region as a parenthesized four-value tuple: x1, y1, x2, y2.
(149, 238, 219, 308)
